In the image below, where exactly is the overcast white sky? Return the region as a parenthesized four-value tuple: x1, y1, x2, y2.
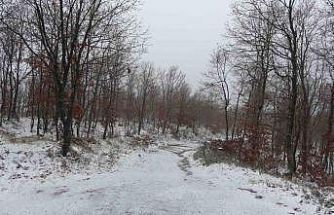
(140, 0, 233, 89)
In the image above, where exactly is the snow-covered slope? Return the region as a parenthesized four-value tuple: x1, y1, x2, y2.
(0, 138, 332, 214)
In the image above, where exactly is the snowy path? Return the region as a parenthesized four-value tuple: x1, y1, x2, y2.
(0, 141, 325, 215)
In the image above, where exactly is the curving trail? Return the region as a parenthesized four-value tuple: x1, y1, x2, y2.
(0, 140, 324, 215)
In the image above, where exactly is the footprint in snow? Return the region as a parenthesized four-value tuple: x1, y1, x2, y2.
(53, 187, 69, 196)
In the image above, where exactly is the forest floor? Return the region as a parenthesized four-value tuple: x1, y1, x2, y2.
(0, 122, 334, 214)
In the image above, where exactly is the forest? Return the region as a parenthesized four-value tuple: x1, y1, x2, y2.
(1, 0, 334, 214)
(0, 0, 223, 154)
(205, 0, 334, 183)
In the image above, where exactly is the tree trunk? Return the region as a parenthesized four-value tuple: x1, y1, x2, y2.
(324, 83, 334, 173)
(285, 72, 298, 175)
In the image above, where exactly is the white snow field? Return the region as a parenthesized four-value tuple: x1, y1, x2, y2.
(0, 138, 332, 215)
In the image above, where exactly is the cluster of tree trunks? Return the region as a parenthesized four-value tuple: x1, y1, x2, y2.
(205, 0, 334, 177)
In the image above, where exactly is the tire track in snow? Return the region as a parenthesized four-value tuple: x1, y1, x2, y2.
(158, 143, 197, 177)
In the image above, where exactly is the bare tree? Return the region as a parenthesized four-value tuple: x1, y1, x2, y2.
(0, 0, 143, 155)
(205, 46, 231, 140)
(160, 66, 185, 134)
(136, 62, 154, 135)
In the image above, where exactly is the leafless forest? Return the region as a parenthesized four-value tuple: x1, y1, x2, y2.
(0, 0, 334, 188)
(206, 0, 334, 184)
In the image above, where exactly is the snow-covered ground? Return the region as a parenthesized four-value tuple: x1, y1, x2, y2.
(1, 135, 333, 215)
